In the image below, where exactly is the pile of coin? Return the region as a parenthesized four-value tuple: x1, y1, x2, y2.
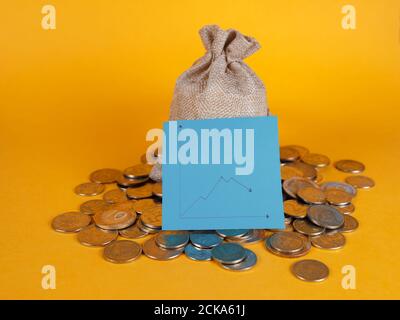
(52, 145, 374, 281)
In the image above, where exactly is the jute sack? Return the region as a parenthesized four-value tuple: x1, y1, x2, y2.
(150, 25, 269, 181)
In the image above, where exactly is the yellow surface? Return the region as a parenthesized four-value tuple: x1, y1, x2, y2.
(1, 0, 400, 299)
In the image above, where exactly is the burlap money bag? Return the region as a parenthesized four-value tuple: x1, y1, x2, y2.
(150, 25, 269, 181)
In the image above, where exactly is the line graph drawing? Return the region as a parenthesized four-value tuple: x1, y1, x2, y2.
(180, 175, 261, 218)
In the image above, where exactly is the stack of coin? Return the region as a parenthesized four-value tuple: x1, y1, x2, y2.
(51, 144, 374, 280)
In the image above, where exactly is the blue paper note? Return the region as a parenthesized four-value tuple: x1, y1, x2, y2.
(162, 116, 284, 230)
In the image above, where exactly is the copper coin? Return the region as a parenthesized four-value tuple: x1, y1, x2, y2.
(291, 260, 329, 282)
(140, 205, 162, 229)
(103, 188, 127, 204)
(133, 198, 159, 214)
(265, 235, 311, 258)
(281, 165, 303, 180)
(123, 164, 152, 179)
(311, 231, 346, 250)
(268, 232, 308, 254)
(321, 181, 357, 197)
(293, 219, 325, 236)
(74, 182, 105, 196)
(345, 175, 375, 189)
(142, 237, 184, 260)
(283, 177, 320, 198)
(307, 205, 344, 229)
(334, 203, 355, 215)
(338, 215, 359, 233)
(284, 145, 309, 158)
(77, 225, 118, 247)
(80, 199, 109, 215)
(119, 223, 149, 239)
(301, 153, 330, 168)
(116, 174, 149, 188)
(52, 212, 91, 233)
(325, 189, 352, 206)
(297, 187, 326, 205)
(283, 200, 308, 218)
(286, 162, 317, 180)
(89, 168, 121, 184)
(93, 201, 137, 230)
(335, 160, 365, 173)
(103, 240, 142, 263)
(126, 184, 153, 200)
(280, 147, 300, 162)
(152, 182, 162, 198)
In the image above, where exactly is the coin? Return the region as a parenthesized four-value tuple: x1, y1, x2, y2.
(283, 177, 319, 198)
(80, 199, 109, 215)
(74, 182, 105, 196)
(190, 231, 223, 249)
(89, 168, 121, 184)
(280, 165, 303, 180)
(291, 260, 329, 282)
(126, 184, 153, 200)
(119, 223, 149, 239)
(280, 147, 300, 162)
(142, 237, 184, 260)
(103, 240, 142, 263)
(338, 215, 359, 233)
(335, 159, 365, 173)
(315, 172, 323, 183)
(103, 189, 127, 204)
(52, 212, 91, 233)
(140, 205, 162, 229)
(301, 153, 330, 168)
(292, 219, 325, 236)
(320, 181, 357, 197)
(211, 243, 247, 265)
(116, 174, 149, 188)
(93, 202, 137, 230)
(283, 200, 308, 218)
(216, 229, 250, 239)
(334, 203, 355, 215)
(265, 235, 311, 258)
(345, 175, 375, 189)
(307, 205, 344, 229)
(77, 225, 118, 247)
(285, 145, 309, 158)
(242, 229, 265, 244)
(184, 244, 212, 261)
(123, 164, 152, 179)
(286, 162, 317, 180)
(152, 182, 162, 198)
(297, 187, 326, 205)
(220, 249, 257, 271)
(155, 231, 189, 249)
(137, 219, 160, 234)
(325, 189, 352, 206)
(311, 231, 346, 250)
(268, 232, 308, 254)
(133, 198, 159, 214)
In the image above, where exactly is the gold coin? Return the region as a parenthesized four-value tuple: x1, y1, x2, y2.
(292, 219, 325, 236)
(291, 259, 329, 282)
(93, 201, 137, 230)
(280, 147, 300, 162)
(338, 215, 359, 233)
(119, 223, 149, 239)
(283, 200, 308, 218)
(334, 203, 355, 215)
(103, 240, 142, 263)
(286, 162, 317, 180)
(123, 164, 152, 179)
(74, 182, 105, 196)
(345, 175, 375, 189)
(103, 188, 127, 204)
(89, 168, 121, 184)
(334, 160, 365, 173)
(133, 198, 159, 214)
(152, 182, 162, 198)
(80, 199, 109, 215)
(325, 189, 352, 206)
(52, 212, 91, 233)
(301, 153, 330, 168)
(311, 231, 346, 250)
(297, 187, 326, 205)
(77, 225, 118, 246)
(280, 165, 303, 180)
(140, 205, 162, 229)
(126, 184, 153, 200)
(285, 145, 309, 158)
(116, 174, 149, 188)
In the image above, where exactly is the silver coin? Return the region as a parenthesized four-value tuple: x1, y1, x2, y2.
(307, 205, 344, 229)
(320, 181, 357, 197)
(155, 231, 189, 249)
(211, 243, 246, 265)
(190, 231, 223, 249)
(216, 229, 250, 239)
(184, 243, 212, 261)
(220, 249, 257, 271)
(142, 237, 184, 260)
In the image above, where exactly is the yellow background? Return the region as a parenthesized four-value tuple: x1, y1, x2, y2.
(1, 0, 399, 299)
